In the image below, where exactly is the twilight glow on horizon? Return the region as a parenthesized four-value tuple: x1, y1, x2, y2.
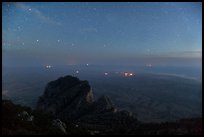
(2, 2, 202, 67)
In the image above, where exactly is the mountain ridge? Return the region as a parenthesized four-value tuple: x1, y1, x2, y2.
(2, 75, 202, 135)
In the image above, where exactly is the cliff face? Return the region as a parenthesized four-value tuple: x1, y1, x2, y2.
(36, 75, 138, 128)
(37, 76, 94, 120)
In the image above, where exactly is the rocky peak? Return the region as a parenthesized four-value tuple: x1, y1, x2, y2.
(36, 75, 94, 120)
(91, 95, 116, 114)
(36, 75, 138, 127)
(97, 95, 113, 107)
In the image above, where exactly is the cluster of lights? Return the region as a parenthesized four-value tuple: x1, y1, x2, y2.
(123, 72, 134, 77)
(103, 72, 134, 77)
(70, 70, 135, 77)
(45, 65, 52, 69)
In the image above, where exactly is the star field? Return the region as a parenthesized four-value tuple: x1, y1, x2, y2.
(2, 2, 202, 66)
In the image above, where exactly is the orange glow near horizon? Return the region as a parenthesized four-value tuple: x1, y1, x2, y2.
(123, 72, 134, 77)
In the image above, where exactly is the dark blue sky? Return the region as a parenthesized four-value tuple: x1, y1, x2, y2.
(2, 2, 202, 66)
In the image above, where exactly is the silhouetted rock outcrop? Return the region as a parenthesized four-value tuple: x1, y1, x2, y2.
(36, 75, 138, 130)
(52, 119, 67, 134)
(37, 76, 94, 121)
(2, 100, 69, 135)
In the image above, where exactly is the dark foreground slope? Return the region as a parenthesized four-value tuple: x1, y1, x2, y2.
(2, 75, 202, 135)
(2, 99, 202, 135)
(2, 100, 89, 135)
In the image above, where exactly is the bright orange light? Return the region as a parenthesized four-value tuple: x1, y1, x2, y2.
(123, 72, 134, 77)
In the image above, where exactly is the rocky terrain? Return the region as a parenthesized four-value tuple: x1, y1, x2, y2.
(2, 75, 202, 135)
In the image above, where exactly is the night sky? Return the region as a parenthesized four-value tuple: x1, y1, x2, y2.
(2, 2, 202, 67)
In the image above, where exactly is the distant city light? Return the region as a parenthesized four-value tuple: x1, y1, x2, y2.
(45, 65, 52, 69)
(86, 63, 89, 66)
(123, 72, 134, 77)
(104, 72, 108, 76)
(124, 72, 129, 77)
(146, 64, 152, 67)
(76, 70, 79, 74)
